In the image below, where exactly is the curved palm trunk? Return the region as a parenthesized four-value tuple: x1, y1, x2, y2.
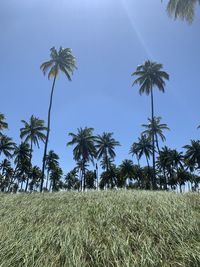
(25, 141, 33, 192)
(150, 87, 157, 190)
(40, 76, 57, 192)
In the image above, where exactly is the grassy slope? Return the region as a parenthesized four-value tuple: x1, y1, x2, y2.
(0, 191, 200, 267)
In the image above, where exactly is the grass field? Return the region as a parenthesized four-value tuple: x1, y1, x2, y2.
(0, 191, 200, 267)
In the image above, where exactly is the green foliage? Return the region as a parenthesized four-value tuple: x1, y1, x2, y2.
(0, 191, 200, 267)
(166, 0, 200, 23)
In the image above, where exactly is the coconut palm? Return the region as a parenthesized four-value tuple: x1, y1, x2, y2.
(64, 168, 80, 191)
(119, 159, 134, 187)
(0, 113, 8, 135)
(45, 150, 59, 190)
(29, 166, 42, 192)
(184, 140, 200, 170)
(40, 46, 77, 192)
(67, 127, 96, 191)
(0, 159, 13, 192)
(135, 135, 153, 168)
(50, 165, 63, 192)
(13, 142, 31, 190)
(132, 60, 169, 189)
(142, 117, 170, 153)
(0, 135, 16, 159)
(129, 142, 140, 166)
(96, 132, 120, 172)
(166, 0, 200, 23)
(20, 115, 47, 191)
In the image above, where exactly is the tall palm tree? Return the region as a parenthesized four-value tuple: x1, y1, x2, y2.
(40, 46, 77, 192)
(67, 127, 96, 191)
(0, 135, 16, 159)
(96, 132, 120, 172)
(132, 60, 169, 189)
(0, 113, 8, 135)
(20, 115, 47, 191)
(166, 0, 200, 23)
(142, 116, 170, 153)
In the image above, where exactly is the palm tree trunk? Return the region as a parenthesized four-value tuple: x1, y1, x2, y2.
(83, 160, 86, 191)
(46, 170, 50, 190)
(40, 75, 57, 192)
(150, 87, 157, 190)
(25, 141, 33, 192)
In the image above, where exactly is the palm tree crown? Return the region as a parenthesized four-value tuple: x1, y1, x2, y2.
(167, 0, 200, 23)
(40, 46, 77, 80)
(20, 115, 47, 148)
(96, 132, 120, 171)
(0, 113, 8, 135)
(132, 60, 169, 95)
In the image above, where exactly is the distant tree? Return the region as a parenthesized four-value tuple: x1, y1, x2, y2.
(132, 60, 169, 189)
(142, 117, 170, 153)
(96, 132, 120, 172)
(64, 168, 80, 191)
(166, 0, 200, 23)
(20, 115, 47, 191)
(50, 165, 63, 192)
(0, 113, 8, 135)
(67, 127, 96, 191)
(129, 142, 140, 166)
(29, 166, 42, 192)
(119, 159, 135, 187)
(85, 170, 96, 189)
(0, 135, 16, 159)
(45, 150, 59, 190)
(0, 159, 13, 192)
(40, 46, 77, 192)
(13, 142, 31, 190)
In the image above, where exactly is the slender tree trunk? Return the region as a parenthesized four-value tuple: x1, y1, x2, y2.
(46, 170, 50, 190)
(83, 160, 86, 191)
(150, 87, 157, 190)
(25, 141, 33, 192)
(40, 76, 57, 192)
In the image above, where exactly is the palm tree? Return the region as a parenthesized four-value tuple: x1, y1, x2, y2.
(129, 142, 140, 166)
(13, 142, 31, 190)
(64, 168, 80, 191)
(96, 132, 120, 172)
(0, 113, 8, 135)
(119, 159, 134, 188)
(132, 60, 169, 189)
(20, 115, 47, 191)
(135, 135, 153, 168)
(67, 127, 96, 191)
(142, 117, 170, 153)
(29, 166, 42, 192)
(166, 0, 200, 23)
(0, 135, 16, 159)
(40, 46, 77, 192)
(0, 159, 13, 192)
(45, 150, 59, 190)
(50, 165, 63, 192)
(184, 140, 200, 170)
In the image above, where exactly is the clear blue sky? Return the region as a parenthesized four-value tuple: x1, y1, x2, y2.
(1, 0, 200, 172)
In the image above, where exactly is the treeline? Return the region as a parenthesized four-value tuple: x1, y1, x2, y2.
(0, 113, 200, 193)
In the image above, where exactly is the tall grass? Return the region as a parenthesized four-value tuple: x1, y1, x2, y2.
(0, 191, 200, 267)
